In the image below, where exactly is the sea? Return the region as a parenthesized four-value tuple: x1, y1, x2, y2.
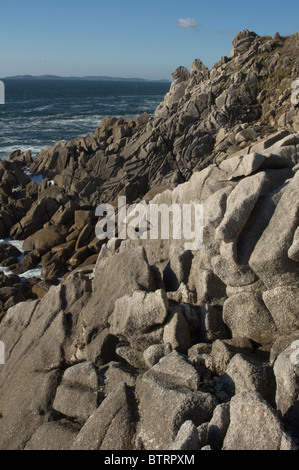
(0, 78, 171, 161)
(0, 78, 170, 278)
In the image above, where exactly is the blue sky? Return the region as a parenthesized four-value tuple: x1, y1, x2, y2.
(1, 0, 298, 79)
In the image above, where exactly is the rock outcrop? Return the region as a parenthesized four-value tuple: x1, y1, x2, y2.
(0, 29, 299, 450)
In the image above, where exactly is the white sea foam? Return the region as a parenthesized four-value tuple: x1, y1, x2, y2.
(48, 116, 102, 127)
(0, 265, 42, 281)
(20, 267, 42, 280)
(35, 104, 54, 112)
(0, 144, 44, 161)
(0, 238, 24, 253)
(0, 238, 42, 280)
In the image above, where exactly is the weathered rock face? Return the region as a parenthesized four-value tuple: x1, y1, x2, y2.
(71, 382, 136, 450)
(0, 29, 299, 451)
(222, 391, 296, 450)
(0, 30, 298, 294)
(0, 129, 298, 450)
(136, 354, 217, 450)
(0, 272, 92, 449)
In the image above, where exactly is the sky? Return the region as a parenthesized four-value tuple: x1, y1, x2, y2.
(0, 0, 299, 80)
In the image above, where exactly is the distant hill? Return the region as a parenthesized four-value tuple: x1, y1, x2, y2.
(2, 74, 171, 83)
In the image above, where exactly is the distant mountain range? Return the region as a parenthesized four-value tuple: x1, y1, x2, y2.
(2, 74, 171, 83)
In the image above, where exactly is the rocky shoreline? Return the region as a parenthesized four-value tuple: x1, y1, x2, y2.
(0, 29, 299, 450)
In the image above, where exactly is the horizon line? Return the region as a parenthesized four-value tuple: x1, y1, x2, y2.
(1, 74, 172, 83)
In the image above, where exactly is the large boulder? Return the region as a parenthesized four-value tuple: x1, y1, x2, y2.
(136, 352, 217, 450)
(222, 291, 278, 345)
(273, 341, 299, 421)
(220, 353, 276, 405)
(109, 289, 168, 347)
(223, 391, 297, 450)
(25, 422, 79, 451)
(0, 271, 91, 449)
(71, 382, 136, 450)
(81, 247, 155, 338)
(162, 306, 192, 352)
(52, 362, 100, 422)
(10, 197, 60, 239)
(231, 29, 258, 56)
(206, 403, 230, 450)
(215, 171, 267, 242)
(22, 225, 67, 254)
(262, 285, 299, 335)
(249, 171, 299, 288)
(166, 420, 201, 450)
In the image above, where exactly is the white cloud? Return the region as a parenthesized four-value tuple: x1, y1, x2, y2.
(177, 18, 201, 32)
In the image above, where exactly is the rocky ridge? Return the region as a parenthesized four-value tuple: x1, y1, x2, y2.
(0, 29, 299, 450)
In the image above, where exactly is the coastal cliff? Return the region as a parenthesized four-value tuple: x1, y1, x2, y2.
(0, 29, 299, 450)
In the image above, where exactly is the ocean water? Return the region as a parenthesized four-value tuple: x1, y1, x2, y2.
(0, 238, 42, 280)
(0, 79, 170, 161)
(0, 79, 170, 279)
